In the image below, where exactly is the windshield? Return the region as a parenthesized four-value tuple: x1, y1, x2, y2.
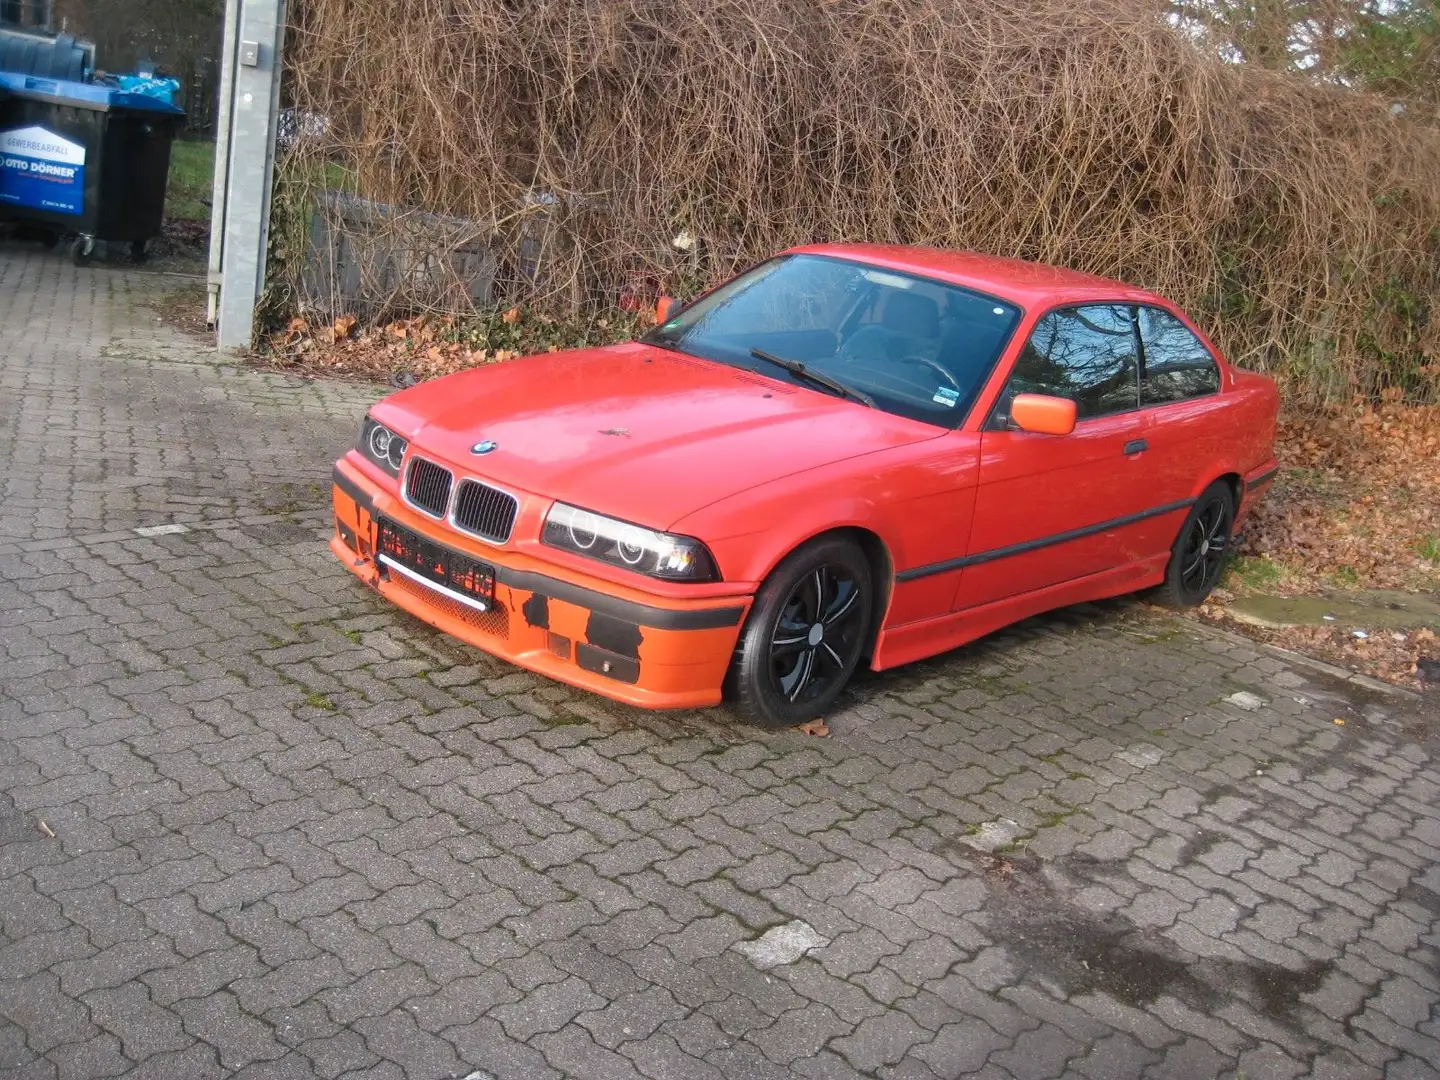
(646, 254, 1022, 427)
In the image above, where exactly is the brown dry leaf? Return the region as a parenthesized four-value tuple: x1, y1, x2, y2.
(502, 307, 520, 324)
(288, 316, 309, 334)
(334, 314, 357, 339)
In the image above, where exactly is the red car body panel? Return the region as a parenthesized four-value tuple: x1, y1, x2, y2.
(330, 244, 1280, 710)
(379, 342, 948, 537)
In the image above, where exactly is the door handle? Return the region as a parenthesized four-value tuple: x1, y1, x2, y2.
(1123, 439, 1148, 455)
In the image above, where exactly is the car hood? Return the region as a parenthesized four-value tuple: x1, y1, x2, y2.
(385, 342, 943, 529)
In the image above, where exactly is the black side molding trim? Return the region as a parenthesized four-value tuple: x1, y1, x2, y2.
(495, 566, 745, 631)
(896, 498, 1196, 583)
(332, 465, 374, 514)
(1246, 466, 1279, 491)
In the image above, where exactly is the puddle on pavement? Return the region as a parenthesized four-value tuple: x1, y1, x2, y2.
(999, 905, 1195, 1008)
(980, 861, 1329, 1029)
(1227, 589, 1440, 631)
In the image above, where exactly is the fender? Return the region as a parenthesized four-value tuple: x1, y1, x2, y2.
(673, 432, 982, 592)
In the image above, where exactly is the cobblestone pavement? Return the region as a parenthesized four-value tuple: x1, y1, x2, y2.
(1, 241, 1438, 1080)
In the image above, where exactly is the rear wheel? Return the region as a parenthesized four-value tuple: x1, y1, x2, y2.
(1150, 481, 1235, 608)
(727, 536, 873, 730)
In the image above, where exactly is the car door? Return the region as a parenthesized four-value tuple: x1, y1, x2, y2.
(952, 303, 1159, 612)
(1135, 305, 1229, 507)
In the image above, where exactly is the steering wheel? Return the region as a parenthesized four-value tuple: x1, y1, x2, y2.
(896, 355, 962, 395)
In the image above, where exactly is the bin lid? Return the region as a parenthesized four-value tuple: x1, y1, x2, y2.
(0, 71, 184, 115)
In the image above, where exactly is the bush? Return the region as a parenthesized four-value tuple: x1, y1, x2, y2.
(280, 0, 1440, 404)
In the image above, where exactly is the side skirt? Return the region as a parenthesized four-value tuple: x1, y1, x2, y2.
(870, 553, 1169, 671)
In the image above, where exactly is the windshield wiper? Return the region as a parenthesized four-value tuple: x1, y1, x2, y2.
(749, 348, 875, 408)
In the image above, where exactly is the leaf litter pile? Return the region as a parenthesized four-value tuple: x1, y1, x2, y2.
(254, 306, 651, 386)
(256, 316, 1438, 689)
(1203, 401, 1440, 689)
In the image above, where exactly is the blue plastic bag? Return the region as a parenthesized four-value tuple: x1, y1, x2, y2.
(115, 74, 180, 106)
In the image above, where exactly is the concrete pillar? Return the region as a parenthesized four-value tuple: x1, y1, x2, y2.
(210, 0, 285, 352)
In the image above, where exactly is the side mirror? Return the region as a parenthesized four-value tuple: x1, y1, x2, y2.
(655, 295, 679, 323)
(1010, 393, 1076, 436)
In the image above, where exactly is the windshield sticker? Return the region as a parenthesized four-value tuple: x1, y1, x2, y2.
(932, 387, 960, 407)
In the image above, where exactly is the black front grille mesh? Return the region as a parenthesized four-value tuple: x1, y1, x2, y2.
(405, 457, 453, 517)
(452, 479, 519, 543)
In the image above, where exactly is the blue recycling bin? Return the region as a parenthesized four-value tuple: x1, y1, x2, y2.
(0, 71, 185, 264)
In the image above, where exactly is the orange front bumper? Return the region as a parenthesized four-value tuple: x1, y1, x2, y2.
(330, 459, 751, 710)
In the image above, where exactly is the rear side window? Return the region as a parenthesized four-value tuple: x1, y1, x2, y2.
(1000, 304, 1139, 421)
(1139, 307, 1220, 405)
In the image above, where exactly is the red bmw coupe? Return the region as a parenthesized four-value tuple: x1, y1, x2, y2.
(331, 245, 1279, 727)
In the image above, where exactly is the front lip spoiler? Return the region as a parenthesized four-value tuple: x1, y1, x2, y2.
(335, 464, 745, 632)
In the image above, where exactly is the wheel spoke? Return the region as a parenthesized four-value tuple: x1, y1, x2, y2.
(823, 583, 858, 626)
(806, 567, 829, 624)
(1181, 528, 1208, 578)
(772, 634, 808, 657)
(820, 642, 845, 668)
(785, 649, 816, 702)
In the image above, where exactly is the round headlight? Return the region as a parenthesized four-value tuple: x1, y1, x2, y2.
(617, 525, 649, 565)
(368, 424, 391, 460)
(386, 436, 406, 471)
(568, 509, 599, 549)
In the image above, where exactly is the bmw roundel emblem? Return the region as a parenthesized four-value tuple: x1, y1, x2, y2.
(470, 440, 498, 455)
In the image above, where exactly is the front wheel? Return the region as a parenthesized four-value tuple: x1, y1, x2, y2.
(726, 536, 873, 730)
(1150, 481, 1235, 608)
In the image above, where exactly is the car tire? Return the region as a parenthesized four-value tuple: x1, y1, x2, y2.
(726, 536, 873, 730)
(1149, 480, 1236, 608)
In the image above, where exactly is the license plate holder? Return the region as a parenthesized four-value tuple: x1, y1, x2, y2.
(376, 517, 495, 607)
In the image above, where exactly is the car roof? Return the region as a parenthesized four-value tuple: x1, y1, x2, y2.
(785, 243, 1169, 310)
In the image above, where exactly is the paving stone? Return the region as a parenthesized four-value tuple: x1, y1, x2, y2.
(0, 247, 1436, 1080)
(831, 1010, 932, 1072)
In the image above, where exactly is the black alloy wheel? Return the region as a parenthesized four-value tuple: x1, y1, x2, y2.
(727, 536, 873, 729)
(1151, 481, 1235, 608)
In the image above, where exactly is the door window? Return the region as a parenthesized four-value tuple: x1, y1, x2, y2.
(1138, 307, 1220, 405)
(996, 304, 1139, 422)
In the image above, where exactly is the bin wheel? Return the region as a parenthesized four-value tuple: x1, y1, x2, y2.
(70, 237, 95, 267)
(129, 239, 150, 264)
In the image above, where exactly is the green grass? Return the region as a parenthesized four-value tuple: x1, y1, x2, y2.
(167, 139, 214, 223)
(1225, 555, 1284, 591)
(1330, 565, 1361, 588)
(1418, 535, 1440, 563)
